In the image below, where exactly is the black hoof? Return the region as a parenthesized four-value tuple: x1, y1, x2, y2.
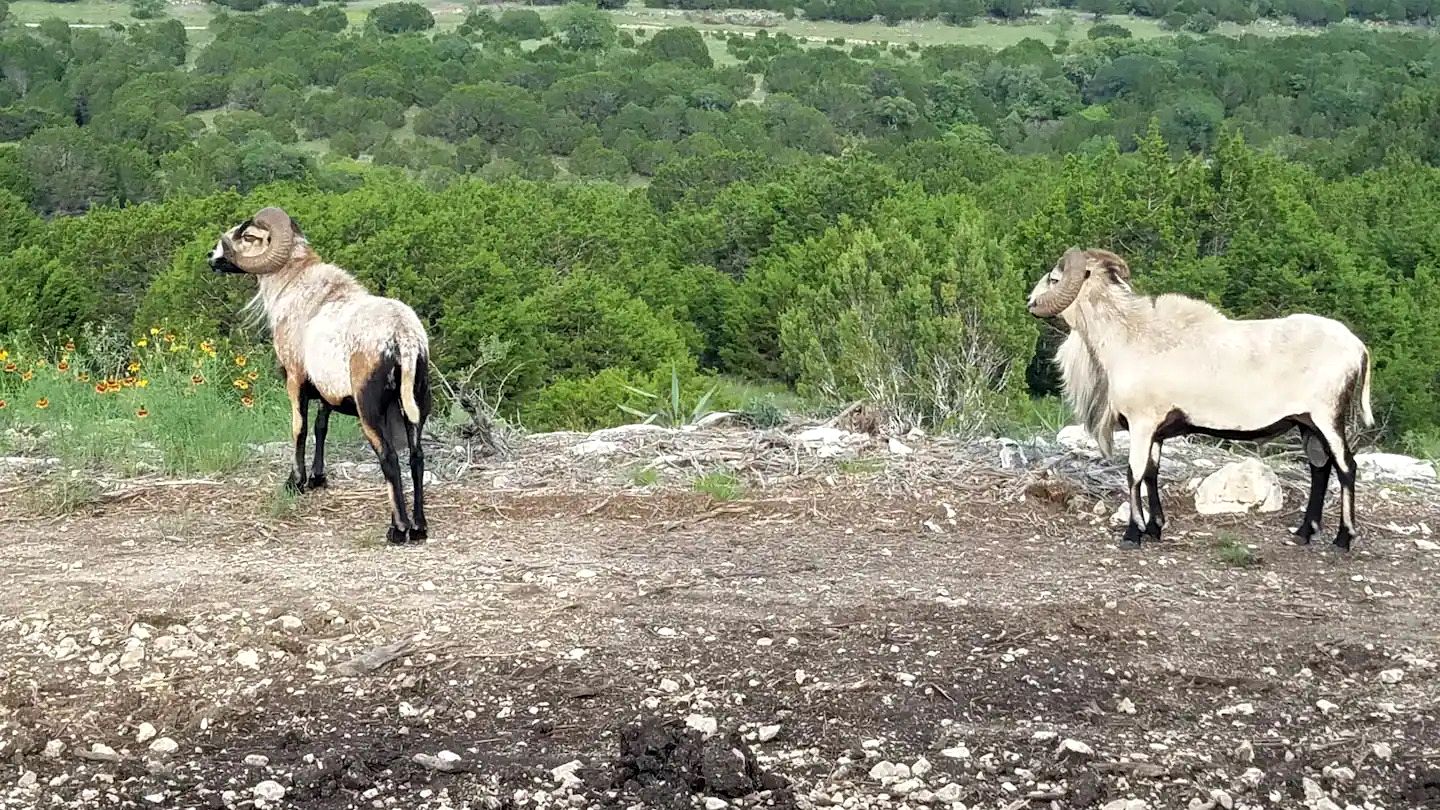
(1332, 536, 1353, 553)
(386, 525, 410, 545)
(1118, 538, 1142, 550)
(1143, 526, 1163, 543)
(284, 473, 308, 494)
(409, 526, 428, 543)
(308, 474, 328, 490)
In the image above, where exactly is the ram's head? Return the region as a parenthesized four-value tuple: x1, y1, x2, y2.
(1027, 247, 1131, 318)
(209, 207, 301, 275)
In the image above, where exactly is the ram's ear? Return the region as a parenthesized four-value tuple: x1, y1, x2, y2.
(1087, 249, 1130, 282)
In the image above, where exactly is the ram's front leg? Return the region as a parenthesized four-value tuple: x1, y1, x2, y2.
(1120, 420, 1158, 550)
(284, 373, 311, 494)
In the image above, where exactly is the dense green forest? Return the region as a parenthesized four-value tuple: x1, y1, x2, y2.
(1, 6, 1439, 444)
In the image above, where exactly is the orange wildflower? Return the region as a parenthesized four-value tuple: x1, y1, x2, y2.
(0, 399, 7, 410)
(234, 355, 248, 367)
(246, 370, 259, 381)
(21, 370, 33, 382)
(191, 374, 205, 385)
(3, 362, 15, 373)
(64, 341, 76, 352)
(240, 395, 255, 408)
(121, 377, 135, 388)
(135, 407, 150, 419)
(76, 372, 90, 382)
(95, 382, 108, 394)
(233, 379, 249, 391)
(34, 398, 49, 410)
(57, 360, 70, 372)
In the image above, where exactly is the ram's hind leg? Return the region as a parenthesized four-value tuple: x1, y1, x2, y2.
(1293, 427, 1332, 545)
(309, 403, 331, 490)
(354, 355, 415, 545)
(1314, 421, 1357, 551)
(1143, 439, 1165, 541)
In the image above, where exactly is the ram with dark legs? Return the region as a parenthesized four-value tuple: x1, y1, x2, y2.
(209, 207, 433, 545)
(1027, 248, 1373, 551)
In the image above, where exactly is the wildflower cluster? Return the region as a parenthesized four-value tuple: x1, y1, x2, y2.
(0, 329, 272, 423)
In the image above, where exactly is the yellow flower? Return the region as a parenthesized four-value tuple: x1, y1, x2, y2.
(234, 355, 248, 367)
(135, 407, 150, 419)
(0, 349, 9, 362)
(128, 361, 141, 373)
(77, 372, 90, 382)
(150, 326, 161, 336)
(121, 377, 135, 388)
(240, 395, 255, 408)
(169, 344, 182, 353)
(136, 338, 149, 348)
(233, 379, 250, 391)
(33, 359, 46, 368)
(191, 374, 205, 385)
(136, 379, 149, 388)
(200, 341, 216, 356)
(164, 332, 176, 343)
(3, 362, 16, 373)
(246, 370, 258, 381)
(21, 370, 33, 382)
(35, 398, 49, 410)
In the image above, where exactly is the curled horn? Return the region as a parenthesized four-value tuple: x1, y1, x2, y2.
(1089, 248, 1130, 282)
(1030, 247, 1089, 317)
(232, 207, 295, 274)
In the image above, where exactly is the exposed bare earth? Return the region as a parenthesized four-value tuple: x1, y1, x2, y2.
(2, 427, 1439, 810)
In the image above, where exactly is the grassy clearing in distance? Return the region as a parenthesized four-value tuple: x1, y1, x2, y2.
(11, 0, 1400, 51)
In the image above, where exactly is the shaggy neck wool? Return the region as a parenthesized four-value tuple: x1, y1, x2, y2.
(253, 244, 366, 333)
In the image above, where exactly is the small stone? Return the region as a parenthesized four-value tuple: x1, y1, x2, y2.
(136, 723, 157, 744)
(244, 754, 270, 768)
(1209, 789, 1233, 809)
(1303, 778, 1325, 802)
(658, 678, 680, 693)
(1372, 742, 1393, 760)
(17, 771, 36, 788)
(1416, 539, 1440, 552)
(1118, 697, 1136, 714)
(253, 781, 286, 802)
(1378, 669, 1404, 684)
(236, 649, 260, 669)
(1240, 767, 1265, 788)
(44, 740, 65, 759)
(704, 798, 728, 810)
(685, 714, 718, 737)
(940, 745, 970, 760)
(868, 761, 903, 781)
(1056, 738, 1094, 759)
(148, 738, 179, 755)
(551, 760, 583, 787)
(278, 615, 303, 630)
(934, 784, 962, 802)
(758, 724, 782, 743)
(1327, 766, 1355, 782)
(887, 438, 913, 456)
(911, 756, 931, 777)
(88, 743, 120, 762)
(1316, 699, 1339, 715)
(889, 778, 923, 796)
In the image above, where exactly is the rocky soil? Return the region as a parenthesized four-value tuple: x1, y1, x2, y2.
(2, 422, 1439, 810)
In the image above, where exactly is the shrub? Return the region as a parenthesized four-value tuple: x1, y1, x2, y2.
(368, 1, 434, 33)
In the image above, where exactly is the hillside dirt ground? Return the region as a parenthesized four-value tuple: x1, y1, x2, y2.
(2, 426, 1439, 810)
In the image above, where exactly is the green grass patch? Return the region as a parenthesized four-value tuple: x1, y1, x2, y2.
(1213, 532, 1261, 567)
(264, 483, 301, 519)
(693, 469, 743, 501)
(19, 475, 104, 516)
(0, 330, 356, 476)
(628, 466, 661, 488)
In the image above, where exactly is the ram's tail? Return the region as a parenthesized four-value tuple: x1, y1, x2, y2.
(398, 345, 426, 425)
(1358, 348, 1374, 429)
